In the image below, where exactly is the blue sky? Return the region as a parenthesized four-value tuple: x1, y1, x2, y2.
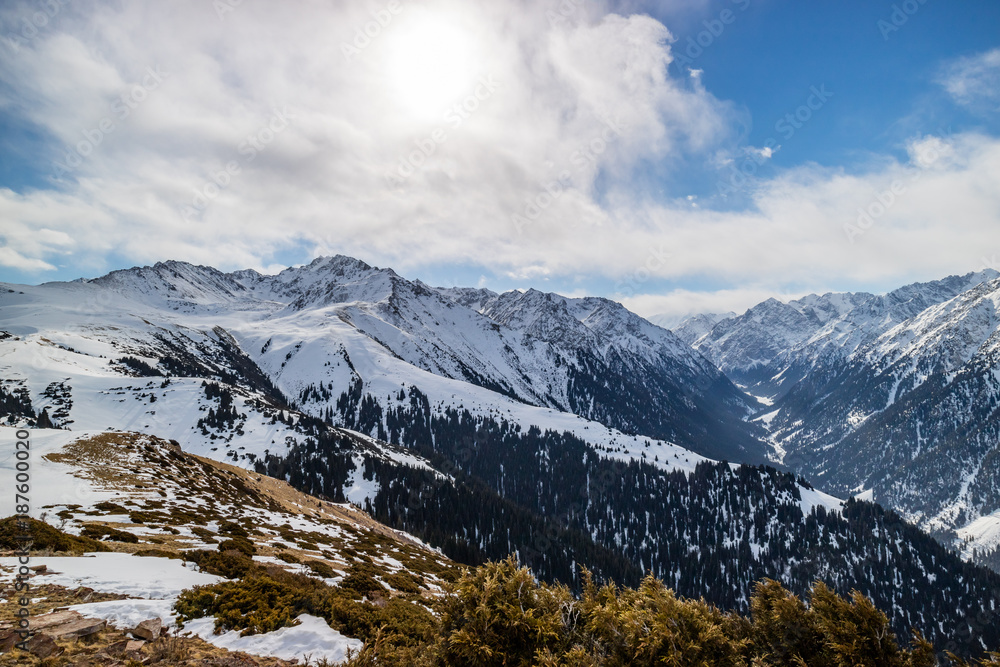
(1, 0, 998, 317)
(666, 0, 1000, 165)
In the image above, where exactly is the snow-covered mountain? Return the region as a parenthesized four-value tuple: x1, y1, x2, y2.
(672, 270, 1000, 567)
(0, 256, 766, 464)
(668, 311, 737, 346)
(686, 270, 998, 398)
(435, 286, 764, 461)
(6, 257, 1000, 655)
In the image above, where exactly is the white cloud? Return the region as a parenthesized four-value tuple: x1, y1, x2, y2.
(0, 0, 736, 277)
(906, 135, 957, 170)
(0, 247, 56, 273)
(748, 145, 776, 161)
(939, 48, 1000, 112)
(0, 0, 997, 309)
(621, 287, 805, 320)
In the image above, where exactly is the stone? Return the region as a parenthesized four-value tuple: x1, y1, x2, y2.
(32, 609, 106, 639)
(28, 564, 47, 574)
(25, 633, 63, 658)
(106, 639, 130, 656)
(31, 609, 78, 630)
(0, 629, 20, 652)
(73, 586, 96, 603)
(131, 617, 162, 641)
(125, 639, 146, 653)
(49, 617, 106, 640)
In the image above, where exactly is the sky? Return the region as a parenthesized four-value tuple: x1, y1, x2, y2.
(0, 0, 999, 319)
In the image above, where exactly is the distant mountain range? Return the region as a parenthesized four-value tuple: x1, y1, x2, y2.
(669, 269, 1000, 565)
(3, 258, 1000, 656)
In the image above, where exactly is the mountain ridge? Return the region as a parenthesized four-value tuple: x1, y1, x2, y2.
(5, 257, 1000, 656)
(668, 270, 1000, 569)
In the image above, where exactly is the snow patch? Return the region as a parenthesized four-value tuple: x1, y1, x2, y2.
(71, 599, 362, 664)
(183, 614, 362, 664)
(0, 553, 222, 599)
(799, 486, 845, 515)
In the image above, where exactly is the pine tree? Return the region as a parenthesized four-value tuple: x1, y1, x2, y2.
(35, 407, 55, 429)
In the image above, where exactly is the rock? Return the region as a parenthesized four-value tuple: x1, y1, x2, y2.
(28, 564, 47, 574)
(32, 609, 77, 629)
(33, 609, 106, 639)
(49, 617, 106, 640)
(25, 633, 63, 658)
(131, 617, 162, 641)
(106, 639, 130, 656)
(0, 629, 20, 652)
(73, 586, 96, 602)
(125, 639, 146, 653)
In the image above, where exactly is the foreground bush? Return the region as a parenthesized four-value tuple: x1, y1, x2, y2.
(175, 555, 998, 667)
(174, 561, 436, 651)
(348, 558, 986, 667)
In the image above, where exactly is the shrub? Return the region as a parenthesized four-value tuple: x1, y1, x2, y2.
(81, 524, 140, 543)
(135, 549, 184, 560)
(174, 561, 437, 655)
(307, 560, 335, 578)
(339, 562, 387, 599)
(129, 510, 165, 524)
(748, 579, 940, 667)
(580, 571, 748, 667)
(0, 516, 108, 553)
(172, 556, 947, 667)
(431, 558, 570, 667)
(383, 571, 424, 595)
(190, 526, 218, 544)
(175, 573, 299, 636)
(93, 501, 127, 514)
(344, 559, 943, 667)
(218, 537, 256, 556)
(185, 549, 255, 579)
(218, 520, 249, 538)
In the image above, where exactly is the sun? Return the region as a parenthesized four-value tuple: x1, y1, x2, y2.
(384, 13, 481, 122)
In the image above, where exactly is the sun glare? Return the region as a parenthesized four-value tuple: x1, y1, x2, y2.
(384, 14, 481, 122)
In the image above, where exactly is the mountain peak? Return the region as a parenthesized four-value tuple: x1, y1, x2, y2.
(304, 255, 374, 273)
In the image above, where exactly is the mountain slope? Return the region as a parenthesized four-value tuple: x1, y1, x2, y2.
(0, 427, 457, 663)
(0, 428, 456, 589)
(669, 311, 736, 346)
(687, 270, 998, 398)
(770, 279, 1000, 537)
(260, 401, 1000, 656)
(437, 286, 765, 461)
(674, 271, 1000, 569)
(3, 259, 1000, 656)
(7, 256, 766, 463)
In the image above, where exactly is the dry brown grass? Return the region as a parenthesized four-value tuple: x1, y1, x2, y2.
(25, 431, 458, 598)
(44, 432, 153, 491)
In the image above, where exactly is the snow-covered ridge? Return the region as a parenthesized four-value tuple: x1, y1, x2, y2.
(671, 272, 1000, 569)
(0, 426, 445, 663)
(1, 255, 767, 467)
(681, 269, 999, 394)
